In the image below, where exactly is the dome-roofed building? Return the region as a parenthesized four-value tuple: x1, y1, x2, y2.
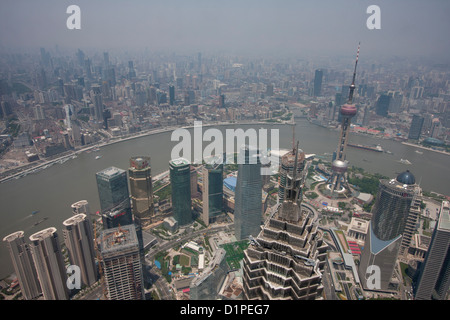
(396, 170, 416, 185)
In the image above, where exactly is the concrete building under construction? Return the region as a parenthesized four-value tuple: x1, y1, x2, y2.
(99, 224, 144, 300)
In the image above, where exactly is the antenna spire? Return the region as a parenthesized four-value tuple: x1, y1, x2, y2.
(348, 42, 360, 104)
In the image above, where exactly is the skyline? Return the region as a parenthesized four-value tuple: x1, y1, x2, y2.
(0, 1, 450, 62)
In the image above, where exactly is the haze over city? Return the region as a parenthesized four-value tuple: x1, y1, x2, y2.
(1, 0, 450, 61)
(0, 0, 448, 307)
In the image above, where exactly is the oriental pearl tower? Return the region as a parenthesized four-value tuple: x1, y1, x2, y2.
(326, 43, 360, 196)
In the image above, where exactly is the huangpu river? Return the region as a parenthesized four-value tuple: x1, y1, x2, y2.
(0, 119, 448, 279)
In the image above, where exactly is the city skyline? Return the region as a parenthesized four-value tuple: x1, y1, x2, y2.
(0, 1, 448, 303)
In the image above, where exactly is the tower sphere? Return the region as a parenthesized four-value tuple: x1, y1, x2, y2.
(331, 159, 348, 173)
(340, 104, 357, 117)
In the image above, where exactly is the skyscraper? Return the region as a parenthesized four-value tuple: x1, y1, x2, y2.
(375, 94, 390, 117)
(169, 85, 175, 106)
(278, 147, 306, 203)
(358, 170, 421, 291)
(169, 158, 193, 226)
(62, 214, 98, 288)
(100, 224, 144, 300)
(326, 44, 360, 196)
(202, 162, 224, 226)
(234, 145, 262, 241)
(3, 231, 41, 300)
(408, 114, 424, 140)
(414, 201, 450, 300)
(91, 84, 103, 122)
(128, 156, 154, 226)
(96, 166, 130, 213)
(29, 227, 69, 300)
(313, 69, 323, 97)
(243, 145, 327, 299)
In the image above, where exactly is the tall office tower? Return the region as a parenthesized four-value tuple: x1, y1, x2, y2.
(358, 170, 420, 291)
(128, 156, 154, 225)
(190, 249, 228, 300)
(128, 60, 136, 79)
(3, 231, 41, 300)
(219, 94, 226, 108)
(170, 158, 193, 226)
(169, 85, 175, 105)
(243, 146, 327, 300)
(84, 58, 92, 79)
(91, 84, 103, 122)
(375, 94, 390, 117)
(326, 44, 360, 196)
(430, 118, 441, 138)
(408, 115, 424, 140)
(234, 145, 262, 241)
(414, 201, 450, 300)
(202, 163, 224, 226)
(96, 167, 130, 213)
(62, 214, 98, 287)
(29, 228, 69, 300)
(313, 69, 323, 97)
(100, 224, 144, 300)
(96, 167, 133, 228)
(278, 146, 306, 203)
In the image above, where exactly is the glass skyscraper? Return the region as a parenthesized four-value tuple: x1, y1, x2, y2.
(234, 146, 262, 241)
(408, 115, 424, 140)
(202, 162, 224, 226)
(170, 158, 193, 226)
(313, 69, 323, 97)
(96, 166, 130, 213)
(128, 156, 154, 225)
(359, 170, 420, 291)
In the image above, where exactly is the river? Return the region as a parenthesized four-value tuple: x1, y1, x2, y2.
(0, 119, 448, 279)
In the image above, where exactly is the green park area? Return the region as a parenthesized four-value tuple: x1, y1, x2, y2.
(220, 240, 250, 270)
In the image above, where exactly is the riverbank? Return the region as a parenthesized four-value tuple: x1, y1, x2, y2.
(401, 141, 450, 156)
(0, 120, 284, 184)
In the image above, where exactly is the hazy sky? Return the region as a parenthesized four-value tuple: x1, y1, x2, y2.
(1, 0, 449, 60)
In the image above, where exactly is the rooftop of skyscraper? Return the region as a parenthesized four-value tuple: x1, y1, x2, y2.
(169, 158, 190, 167)
(3, 230, 25, 242)
(29, 227, 57, 242)
(62, 213, 87, 226)
(97, 166, 126, 178)
(100, 224, 138, 254)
